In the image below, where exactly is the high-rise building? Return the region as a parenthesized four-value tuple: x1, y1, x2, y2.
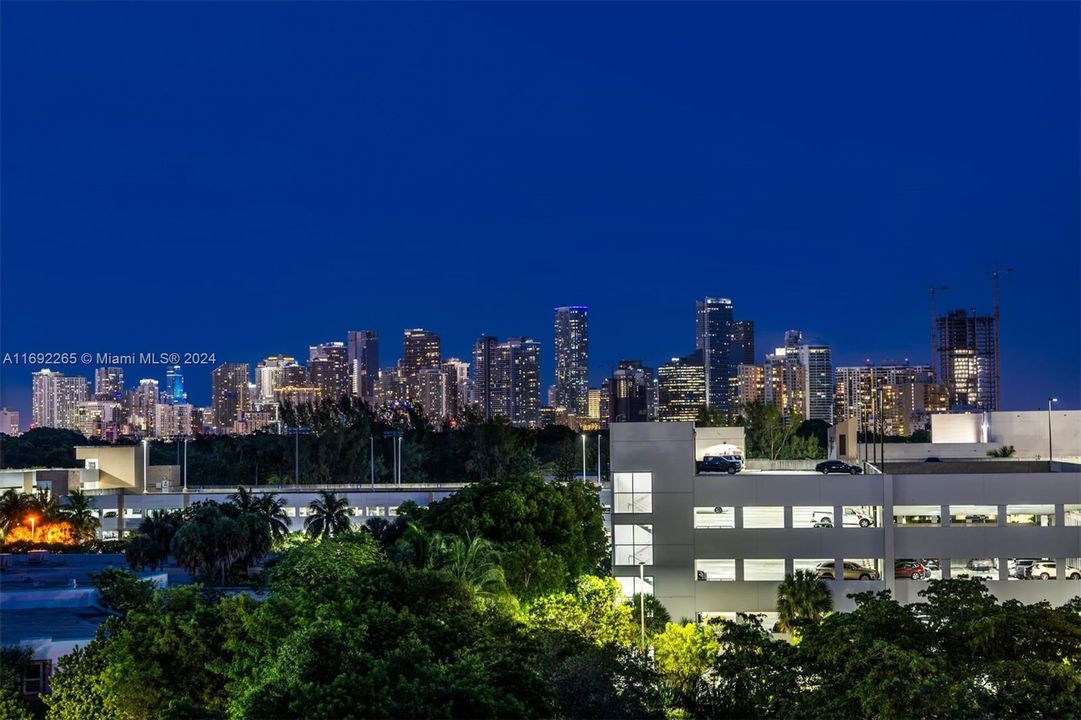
(471, 336, 540, 427)
(730, 320, 755, 367)
(402, 329, 441, 399)
(309, 342, 350, 399)
(736, 364, 765, 410)
(798, 342, 834, 424)
(129, 379, 159, 435)
(32, 369, 88, 430)
(608, 360, 654, 424)
(834, 364, 945, 436)
(553, 306, 589, 416)
(94, 367, 124, 401)
(255, 356, 300, 404)
(0, 409, 19, 436)
(211, 363, 251, 431)
(417, 367, 450, 422)
(696, 297, 734, 414)
(472, 336, 501, 421)
(935, 309, 998, 411)
(154, 403, 193, 438)
(657, 351, 706, 422)
(347, 330, 379, 404)
(442, 358, 471, 419)
(164, 365, 185, 404)
(72, 401, 120, 440)
(587, 388, 602, 421)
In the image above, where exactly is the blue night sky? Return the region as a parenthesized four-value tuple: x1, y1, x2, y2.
(1, 2, 1078, 423)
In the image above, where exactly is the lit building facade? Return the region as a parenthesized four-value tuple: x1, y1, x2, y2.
(402, 329, 441, 400)
(553, 306, 590, 416)
(471, 335, 541, 427)
(657, 351, 706, 422)
(0, 409, 19, 436)
(94, 367, 124, 401)
(936, 309, 998, 411)
(255, 356, 299, 404)
(154, 403, 193, 438)
(164, 365, 185, 404)
(211, 363, 251, 431)
(736, 364, 765, 410)
(608, 360, 654, 424)
(834, 364, 945, 436)
(347, 330, 379, 405)
(32, 370, 89, 430)
(309, 342, 350, 399)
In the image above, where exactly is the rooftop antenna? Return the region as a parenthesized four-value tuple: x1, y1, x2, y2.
(927, 285, 948, 382)
(989, 268, 1013, 409)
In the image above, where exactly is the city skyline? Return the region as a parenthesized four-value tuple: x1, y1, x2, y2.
(2, 3, 1078, 418)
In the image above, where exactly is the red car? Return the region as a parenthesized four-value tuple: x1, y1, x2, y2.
(894, 560, 927, 580)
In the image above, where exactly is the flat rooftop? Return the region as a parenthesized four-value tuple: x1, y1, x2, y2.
(0, 553, 189, 590)
(1, 606, 113, 645)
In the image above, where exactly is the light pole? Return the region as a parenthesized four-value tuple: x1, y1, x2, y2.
(638, 561, 646, 649)
(1047, 397, 1058, 462)
(28, 515, 36, 542)
(597, 434, 602, 484)
(182, 437, 188, 492)
(142, 439, 148, 494)
(582, 434, 587, 481)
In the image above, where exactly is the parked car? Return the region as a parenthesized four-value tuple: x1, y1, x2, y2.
(895, 560, 928, 580)
(1012, 558, 1039, 579)
(811, 507, 874, 528)
(719, 454, 744, 469)
(921, 559, 941, 573)
(815, 460, 863, 475)
(696, 455, 741, 475)
(1029, 561, 1081, 580)
(815, 561, 880, 581)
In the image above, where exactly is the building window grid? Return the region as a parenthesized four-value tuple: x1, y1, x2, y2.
(613, 472, 653, 514)
(613, 523, 653, 566)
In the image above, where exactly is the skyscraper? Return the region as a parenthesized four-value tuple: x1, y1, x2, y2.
(736, 364, 765, 410)
(696, 297, 733, 414)
(471, 335, 540, 427)
(255, 355, 299, 404)
(608, 360, 654, 424)
(32, 369, 88, 430)
(798, 342, 834, 424)
(416, 367, 450, 422)
(553, 306, 589, 416)
(164, 365, 185, 404)
(212, 363, 251, 431)
(657, 351, 706, 422)
(935, 309, 998, 411)
(129, 379, 159, 435)
(442, 358, 471, 419)
(347, 330, 379, 404)
(94, 367, 124, 401)
(834, 363, 945, 436)
(402, 329, 442, 400)
(730, 320, 755, 367)
(309, 342, 350, 399)
(0, 409, 19, 436)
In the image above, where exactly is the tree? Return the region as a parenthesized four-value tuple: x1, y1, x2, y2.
(695, 406, 733, 427)
(440, 534, 508, 601)
(134, 509, 182, 570)
(61, 489, 100, 543)
(171, 503, 251, 584)
(89, 567, 155, 614)
(775, 570, 832, 633)
(0, 647, 35, 720)
(303, 491, 351, 539)
(652, 622, 720, 699)
(987, 445, 1016, 458)
(125, 533, 158, 572)
(554, 438, 578, 483)
(527, 576, 638, 647)
(743, 402, 814, 459)
(0, 488, 29, 539)
(626, 593, 672, 636)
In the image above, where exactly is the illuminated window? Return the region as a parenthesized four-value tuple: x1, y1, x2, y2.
(613, 524, 653, 565)
(616, 575, 655, 597)
(693, 506, 734, 528)
(743, 506, 784, 528)
(695, 559, 736, 581)
(893, 506, 941, 527)
(613, 472, 653, 513)
(743, 559, 785, 581)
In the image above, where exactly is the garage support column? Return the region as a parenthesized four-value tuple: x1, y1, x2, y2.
(998, 505, 1009, 581)
(883, 472, 895, 597)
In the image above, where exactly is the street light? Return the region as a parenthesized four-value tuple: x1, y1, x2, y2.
(581, 434, 587, 481)
(1047, 397, 1058, 463)
(27, 515, 36, 542)
(142, 439, 148, 494)
(638, 561, 646, 649)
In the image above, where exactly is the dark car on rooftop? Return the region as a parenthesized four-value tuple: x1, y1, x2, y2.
(815, 460, 862, 475)
(696, 456, 741, 475)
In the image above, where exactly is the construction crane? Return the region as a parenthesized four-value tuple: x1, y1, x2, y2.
(989, 268, 1013, 409)
(927, 285, 948, 382)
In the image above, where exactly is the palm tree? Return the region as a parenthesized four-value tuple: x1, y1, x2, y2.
(442, 534, 507, 600)
(28, 488, 61, 522)
(0, 489, 29, 538)
(61, 490, 100, 544)
(395, 524, 448, 569)
(776, 570, 832, 634)
(304, 491, 351, 539)
(255, 493, 291, 543)
(138, 510, 182, 570)
(229, 486, 260, 514)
